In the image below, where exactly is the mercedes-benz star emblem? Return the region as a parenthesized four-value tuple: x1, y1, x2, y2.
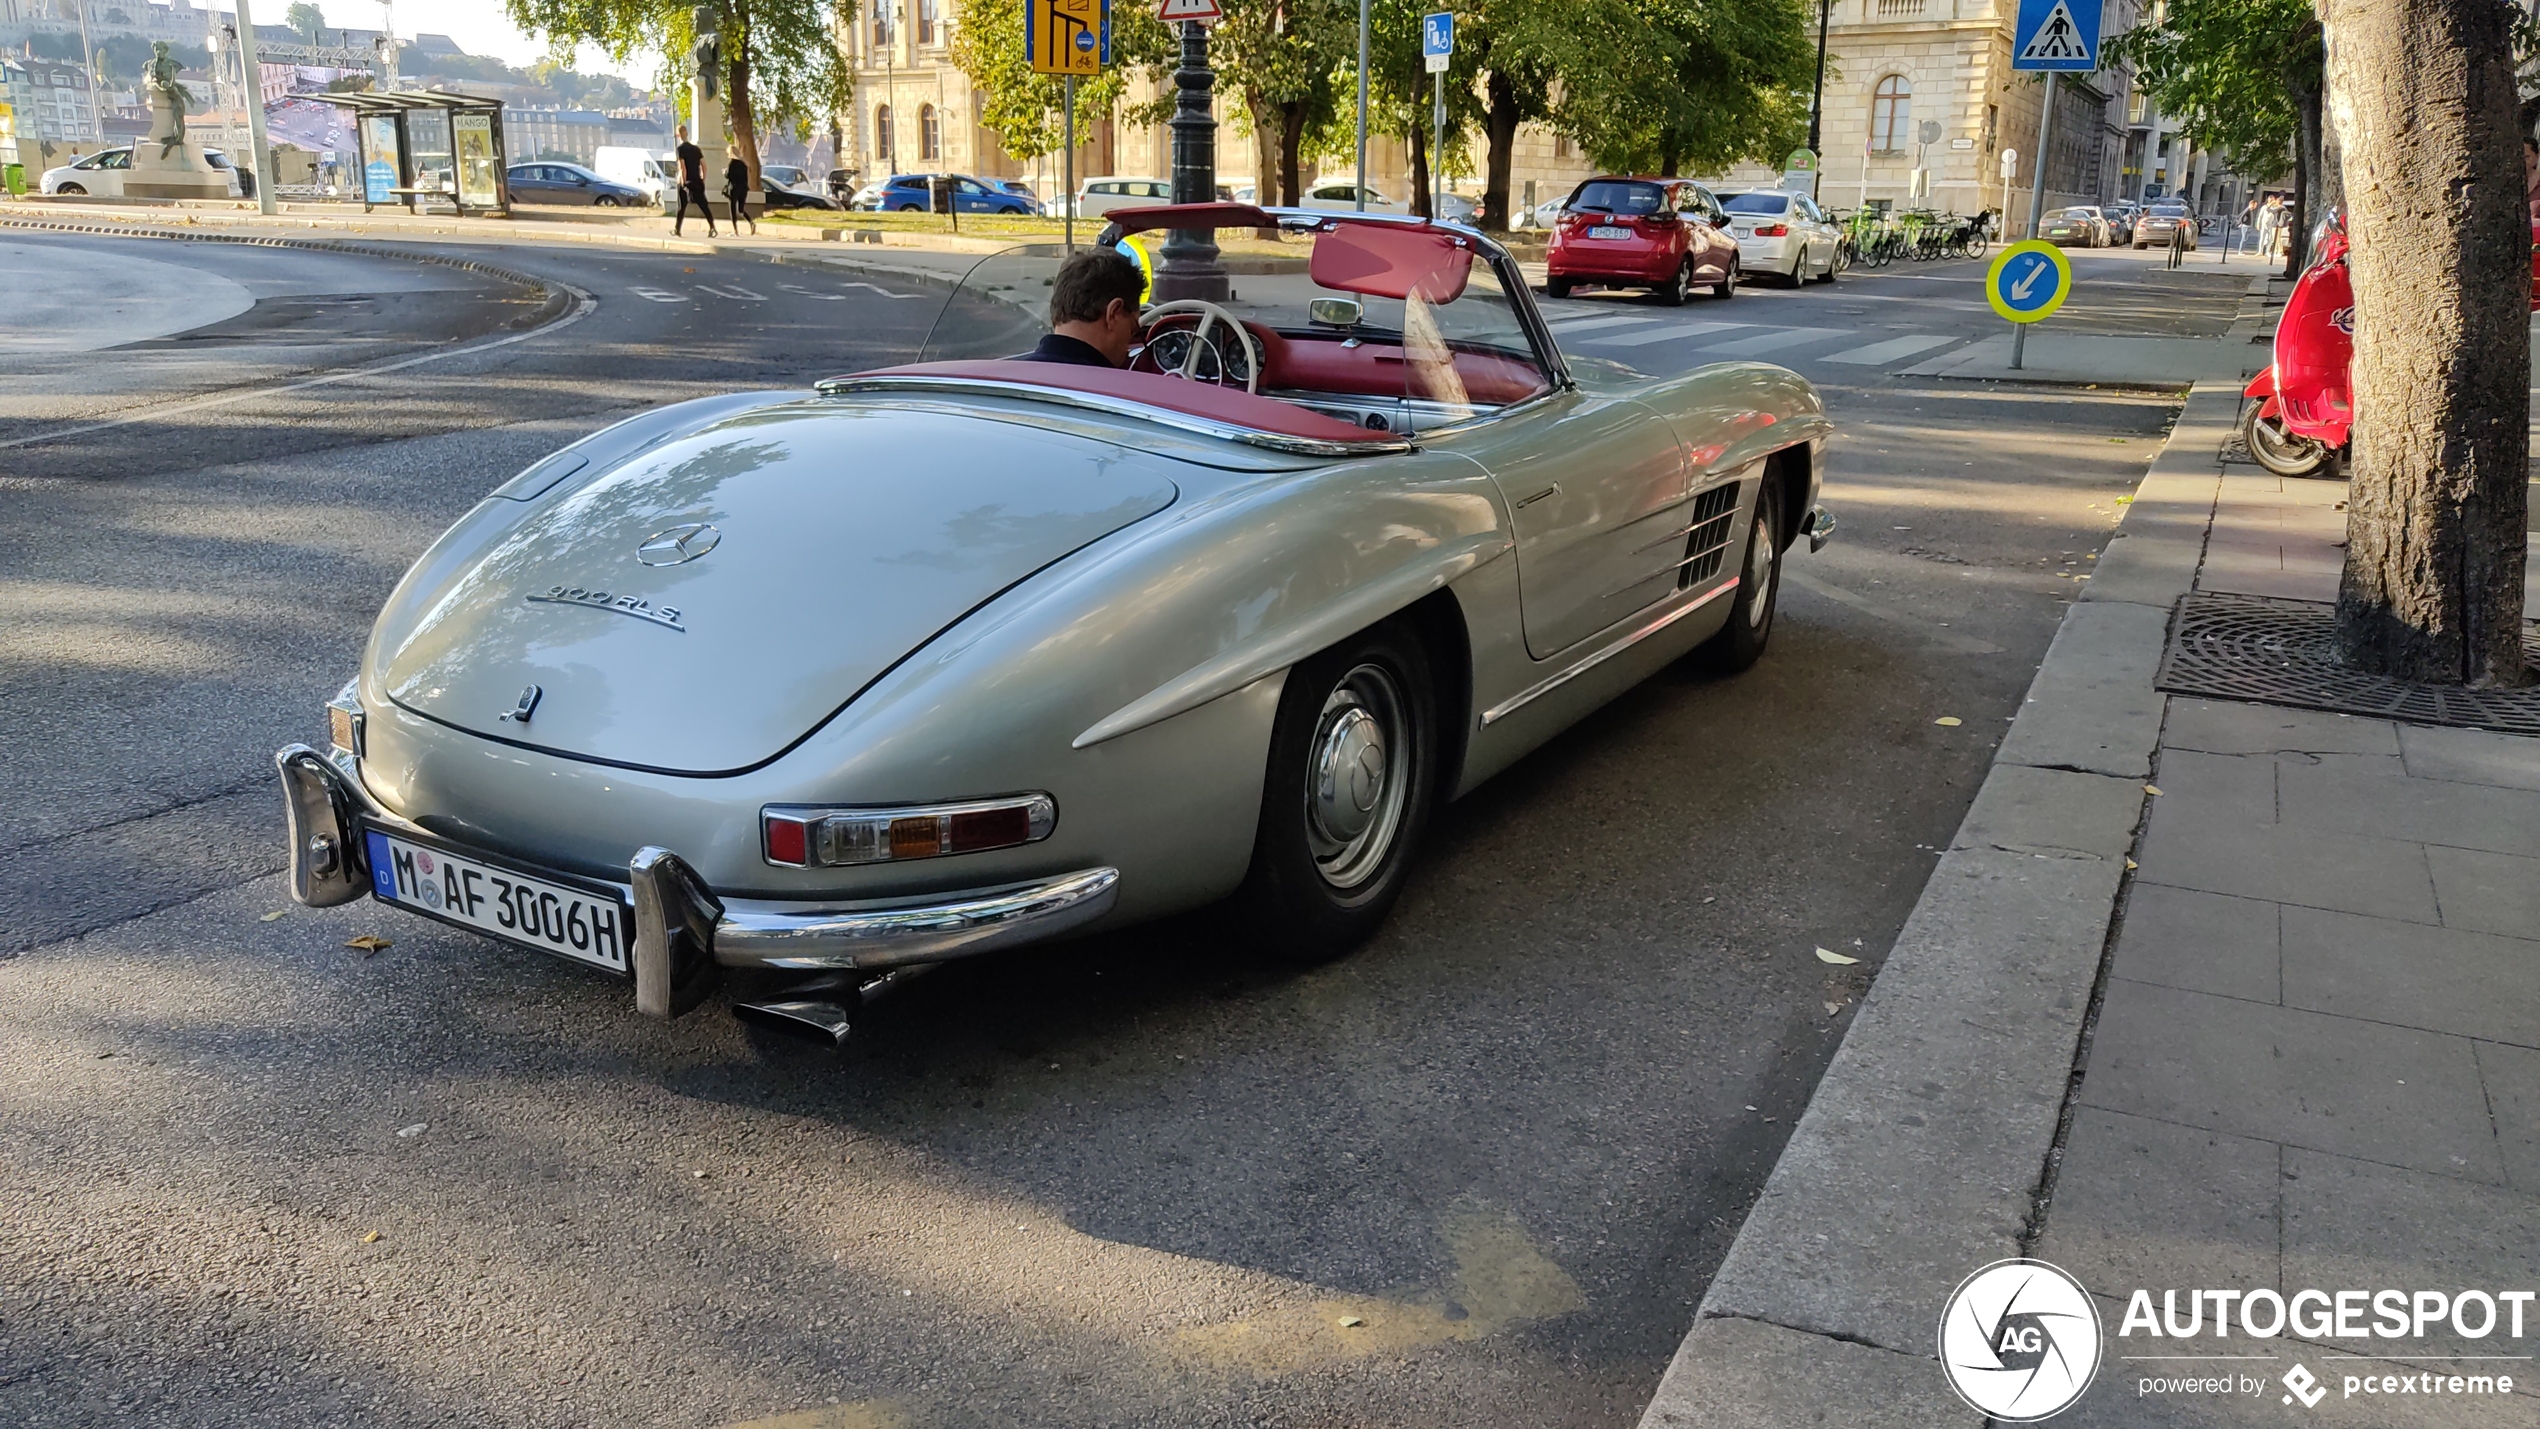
(635, 522, 721, 566)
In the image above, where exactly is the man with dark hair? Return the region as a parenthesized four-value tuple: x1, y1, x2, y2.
(672, 125, 716, 238)
(1016, 246, 1147, 368)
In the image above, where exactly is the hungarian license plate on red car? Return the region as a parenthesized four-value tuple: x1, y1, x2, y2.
(363, 827, 631, 974)
(1587, 225, 1630, 241)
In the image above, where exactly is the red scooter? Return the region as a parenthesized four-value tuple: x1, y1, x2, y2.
(2241, 208, 2540, 477)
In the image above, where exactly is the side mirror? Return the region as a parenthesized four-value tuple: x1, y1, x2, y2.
(1309, 297, 1364, 328)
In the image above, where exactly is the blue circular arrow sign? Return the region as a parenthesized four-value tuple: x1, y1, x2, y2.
(1985, 240, 2073, 324)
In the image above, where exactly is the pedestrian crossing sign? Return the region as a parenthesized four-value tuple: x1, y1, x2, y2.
(1027, 0, 1110, 75)
(2013, 0, 2097, 70)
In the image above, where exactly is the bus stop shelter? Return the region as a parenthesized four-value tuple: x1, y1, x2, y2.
(305, 91, 511, 216)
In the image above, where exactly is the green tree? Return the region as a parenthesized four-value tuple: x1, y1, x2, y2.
(948, 0, 1171, 171)
(1556, 0, 1814, 180)
(285, 2, 327, 43)
(2104, 0, 2320, 276)
(507, 0, 855, 188)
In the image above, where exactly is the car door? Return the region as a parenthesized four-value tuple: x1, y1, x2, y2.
(1692, 187, 1737, 275)
(1478, 389, 1693, 659)
(1798, 196, 1834, 271)
(955, 177, 990, 212)
(507, 167, 547, 203)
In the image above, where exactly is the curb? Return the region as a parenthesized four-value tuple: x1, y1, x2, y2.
(0, 214, 563, 301)
(1637, 379, 2245, 1427)
(0, 204, 724, 255)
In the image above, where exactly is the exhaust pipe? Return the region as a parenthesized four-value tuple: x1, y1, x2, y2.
(731, 967, 933, 1049)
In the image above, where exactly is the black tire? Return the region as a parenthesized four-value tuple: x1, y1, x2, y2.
(1711, 256, 1738, 300)
(57, 183, 85, 195)
(897, 203, 923, 212)
(1234, 621, 1438, 963)
(1813, 246, 1839, 282)
(1697, 478, 1783, 673)
(2240, 404, 2336, 478)
(1545, 276, 1573, 299)
(1785, 253, 1806, 287)
(593, 195, 618, 207)
(1656, 256, 1691, 306)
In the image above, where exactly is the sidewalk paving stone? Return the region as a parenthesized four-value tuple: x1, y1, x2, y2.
(2424, 845, 2540, 938)
(2110, 884, 2279, 1003)
(2399, 723, 2540, 791)
(2133, 810, 2438, 924)
(2281, 1148, 2540, 1359)
(2144, 749, 2278, 824)
(2282, 906, 2540, 1049)
(1995, 601, 2175, 779)
(2162, 699, 2399, 757)
(2274, 761, 2540, 857)
(2081, 980, 2502, 1184)
(1639, 1315, 1979, 1429)
(2035, 1107, 2279, 1293)
(2477, 1040, 2540, 1193)
(1950, 764, 2149, 861)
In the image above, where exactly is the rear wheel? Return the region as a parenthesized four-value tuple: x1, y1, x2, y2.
(1234, 622, 1438, 964)
(1656, 257, 1691, 306)
(1545, 276, 1574, 299)
(1697, 479, 1783, 673)
(2240, 405, 2335, 478)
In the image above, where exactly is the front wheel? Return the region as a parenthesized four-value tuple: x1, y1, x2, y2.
(1696, 479, 1782, 673)
(1965, 235, 1988, 259)
(593, 196, 618, 207)
(2240, 405, 2335, 478)
(1233, 623, 1438, 964)
(56, 183, 85, 195)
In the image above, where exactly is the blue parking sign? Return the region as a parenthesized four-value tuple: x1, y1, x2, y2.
(2012, 0, 2097, 70)
(1423, 11, 1453, 59)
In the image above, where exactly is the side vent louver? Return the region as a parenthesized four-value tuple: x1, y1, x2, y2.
(1680, 482, 1742, 587)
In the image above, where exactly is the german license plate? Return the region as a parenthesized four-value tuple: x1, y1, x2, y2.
(363, 828, 630, 974)
(1587, 225, 1630, 240)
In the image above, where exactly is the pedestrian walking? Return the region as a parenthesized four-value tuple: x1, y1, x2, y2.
(724, 155, 757, 235)
(2253, 194, 2281, 261)
(672, 124, 716, 238)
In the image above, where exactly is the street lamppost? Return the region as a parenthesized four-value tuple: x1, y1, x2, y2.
(1150, 19, 1228, 303)
(1806, 0, 1831, 156)
(883, 0, 900, 174)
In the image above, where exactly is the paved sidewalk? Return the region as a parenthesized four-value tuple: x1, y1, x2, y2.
(1641, 386, 2540, 1426)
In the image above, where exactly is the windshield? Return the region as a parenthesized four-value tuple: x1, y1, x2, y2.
(2150, 204, 2189, 216)
(1567, 180, 1665, 216)
(913, 222, 1551, 436)
(1720, 192, 1792, 215)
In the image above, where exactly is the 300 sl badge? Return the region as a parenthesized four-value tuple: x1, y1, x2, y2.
(525, 585, 685, 631)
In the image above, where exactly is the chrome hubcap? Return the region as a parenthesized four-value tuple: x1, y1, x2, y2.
(1306, 663, 1410, 891)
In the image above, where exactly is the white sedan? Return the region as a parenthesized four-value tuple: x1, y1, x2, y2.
(42, 145, 247, 199)
(1716, 190, 1843, 286)
(1300, 180, 1475, 223)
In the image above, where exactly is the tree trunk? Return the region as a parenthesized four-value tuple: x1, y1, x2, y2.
(1659, 146, 1680, 178)
(1410, 123, 1431, 220)
(1480, 70, 1520, 231)
(1246, 86, 1280, 236)
(2326, 0, 2529, 685)
(1278, 100, 1304, 205)
(728, 50, 761, 190)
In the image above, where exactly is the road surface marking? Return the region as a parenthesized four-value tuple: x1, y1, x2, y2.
(0, 281, 599, 453)
(1822, 332, 1960, 366)
(695, 284, 766, 301)
(1692, 326, 1851, 356)
(1586, 321, 1749, 348)
(1543, 314, 1660, 335)
(778, 283, 849, 301)
(629, 286, 686, 303)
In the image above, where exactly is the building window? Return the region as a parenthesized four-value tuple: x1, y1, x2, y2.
(1983, 103, 1998, 152)
(875, 104, 894, 164)
(873, 6, 893, 47)
(918, 0, 939, 45)
(1870, 75, 1912, 154)
(1552, 133, 1569, 160)
(919, 103, 941, 160)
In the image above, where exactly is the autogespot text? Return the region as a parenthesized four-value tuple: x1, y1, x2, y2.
(2121, 1287, 2528, 1404)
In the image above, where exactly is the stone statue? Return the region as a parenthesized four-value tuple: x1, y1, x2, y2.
(128, 38, 229, 198)
(144, 41, 195, 159)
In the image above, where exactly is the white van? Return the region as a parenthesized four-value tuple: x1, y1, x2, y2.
(593, 146, 677, 208)
(1075, 176, 1172, 219)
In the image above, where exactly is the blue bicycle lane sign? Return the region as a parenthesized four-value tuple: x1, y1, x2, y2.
(1986, 240, 2072, 323)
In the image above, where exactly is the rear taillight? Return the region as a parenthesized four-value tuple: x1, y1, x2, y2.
(1753, 223, 1788, 237)
(762, 795, 1057, 868)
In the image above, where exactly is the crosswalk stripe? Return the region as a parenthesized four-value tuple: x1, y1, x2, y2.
(1544, 314, 1661, 335)
(1821, 332, 1960, 366)
(1585, 321, 1749, 348)
(1692, 326, 1852, 357)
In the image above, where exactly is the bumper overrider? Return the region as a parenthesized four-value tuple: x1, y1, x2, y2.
(274, 744, 1121, 1022)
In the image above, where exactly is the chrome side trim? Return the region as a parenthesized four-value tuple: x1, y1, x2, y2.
(814, 375, 1414, 458)
(714, 866, 1121, 971)
(1479, 578, 1740, 727)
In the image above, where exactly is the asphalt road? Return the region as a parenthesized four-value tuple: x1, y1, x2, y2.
(0, 227, 2205, 1429)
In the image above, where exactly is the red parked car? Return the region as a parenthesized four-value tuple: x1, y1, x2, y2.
(1545, 176, 1743, 304)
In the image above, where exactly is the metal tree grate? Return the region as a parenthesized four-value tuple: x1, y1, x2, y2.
(2158, 592, 2540, 735)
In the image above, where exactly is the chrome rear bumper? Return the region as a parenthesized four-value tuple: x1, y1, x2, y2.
(1803, 505, 1837, 552)
(276, 744, 1121, 1019)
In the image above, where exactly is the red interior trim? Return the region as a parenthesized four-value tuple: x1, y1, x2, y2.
(1102, 202, 1280, 235)
(850, 359, 1401, 444)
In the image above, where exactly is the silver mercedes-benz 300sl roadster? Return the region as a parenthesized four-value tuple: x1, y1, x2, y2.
(277, 203, 1833, 1041)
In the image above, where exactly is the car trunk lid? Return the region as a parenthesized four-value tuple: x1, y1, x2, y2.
(379, 401, 1180, 774)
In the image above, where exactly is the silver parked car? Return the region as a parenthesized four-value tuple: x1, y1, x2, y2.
(278, 206, 1834, 1043)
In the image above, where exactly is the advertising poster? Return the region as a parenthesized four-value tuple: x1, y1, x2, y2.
(361, 113, 399, 203)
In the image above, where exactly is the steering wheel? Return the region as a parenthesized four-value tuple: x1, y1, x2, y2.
(1134, 300, 1264, 394)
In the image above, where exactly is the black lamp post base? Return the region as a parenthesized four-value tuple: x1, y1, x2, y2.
(1152, 19, 1231, 305)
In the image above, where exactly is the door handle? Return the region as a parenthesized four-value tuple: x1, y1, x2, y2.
(1515, 483, 1560, 509)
